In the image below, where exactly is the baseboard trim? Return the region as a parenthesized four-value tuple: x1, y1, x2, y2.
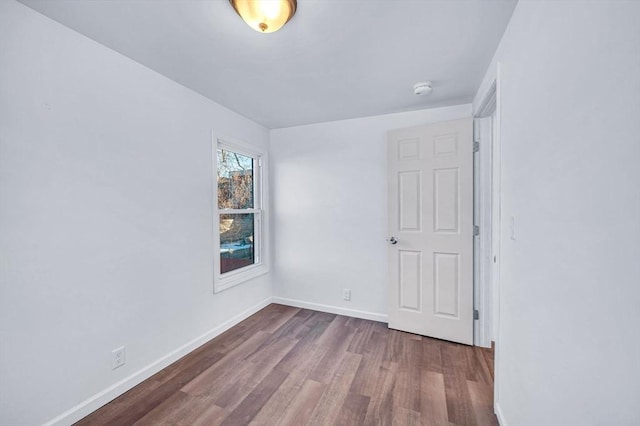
(272, 297, 388, 323)
(44, 297, 272, 426)
(495, 401, 507, 426)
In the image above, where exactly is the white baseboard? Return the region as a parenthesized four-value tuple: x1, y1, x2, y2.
(44, 297, 272, 426)
(272, 297, 387, 323)
(495, 401, 507, 426)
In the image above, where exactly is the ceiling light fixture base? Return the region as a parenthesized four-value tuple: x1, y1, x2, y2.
(229, 0, 297, 33)
(413, 81, 433, 96)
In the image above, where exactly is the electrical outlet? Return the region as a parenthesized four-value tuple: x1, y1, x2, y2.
(343, 288, 351, 301)
(112, 346, 126, 370)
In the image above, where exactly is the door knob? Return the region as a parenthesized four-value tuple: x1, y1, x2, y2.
(387, 237, 398, 245)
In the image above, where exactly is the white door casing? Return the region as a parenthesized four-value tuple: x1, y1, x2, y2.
(474, 115, 494, 348)
(387, 118, 474, 345)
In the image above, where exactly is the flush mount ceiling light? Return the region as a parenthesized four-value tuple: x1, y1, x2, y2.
(413, 81, 433, 96)
(229, 0, 297, 33)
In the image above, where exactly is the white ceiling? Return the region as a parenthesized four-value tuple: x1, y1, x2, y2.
(19, 0, 517, 129)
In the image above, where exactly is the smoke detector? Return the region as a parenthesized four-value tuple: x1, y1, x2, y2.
(413, 81, 432, 96)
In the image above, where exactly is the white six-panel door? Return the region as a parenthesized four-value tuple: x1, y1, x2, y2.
(387, 118, 473, 345)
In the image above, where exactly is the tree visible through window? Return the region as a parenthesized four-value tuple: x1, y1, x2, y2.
(217, 148, 261, 274)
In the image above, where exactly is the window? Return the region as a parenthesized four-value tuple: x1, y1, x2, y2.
(214, 137, 267, 292)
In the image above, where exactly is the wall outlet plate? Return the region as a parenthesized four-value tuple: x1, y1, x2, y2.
(343, 289, 351, 301)
(112, 346, 126, 370)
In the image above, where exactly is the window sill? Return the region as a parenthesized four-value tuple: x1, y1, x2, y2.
(214, 263, 269, 293)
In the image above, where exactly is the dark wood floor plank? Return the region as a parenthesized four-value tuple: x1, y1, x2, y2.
(344, 316, 367, 329)
(94, 383, 181, 426)
(349, 355, 381, 398)
(480, 345, 495, 380)
(307, 317, 357, 384)
(441, 342, 477, 426)
(392, 406, 421, 426)
(420, 371, 449, 426)
(150, 346, 222, 385)
(274, 379, 326, 426)
(313, 314, 350, 347)
(466, 346, 494, 386)
(393, 334, 423, 412)
(180, 330, 271, 396)
(220, 369, 289, 426)
(132, 391, 212, 426)
(274, 321, 332, 373)
(422, 337, 445, 374)
(467, 380, 499, 426)
(251, 342, 327, 424)
(361, 361, 397, 426)
(74, 305, 497, 426)
(334, 392, 370, 426)
(294, 309, 336, 334)
(348, 326, 387, 397)
(384, 328, 406, 363)
(347, 319, 377, 355)
(307, 351, 363, 426)
(190, 403, 230, 426)
(212, 336, 298, 411)
(259, 305, 301, 333)
(208, 304, 289, 354)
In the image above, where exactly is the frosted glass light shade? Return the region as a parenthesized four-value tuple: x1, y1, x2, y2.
(229, 0, 297, 33)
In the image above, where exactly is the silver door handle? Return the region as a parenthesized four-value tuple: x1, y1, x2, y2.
(387, 237, 398, 245)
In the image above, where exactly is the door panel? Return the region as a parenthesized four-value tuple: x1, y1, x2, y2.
(399, 250, 422, 312)
(434, 252, 460, 318)
(399, 171, 422, 231)
(434, 168, 459, 233)
(388, 118, 473, 345)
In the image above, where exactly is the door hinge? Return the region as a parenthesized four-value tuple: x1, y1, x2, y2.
(473, 141, 479, 153)
(474, 225, 480, 236)
(474, 309, 480, 320)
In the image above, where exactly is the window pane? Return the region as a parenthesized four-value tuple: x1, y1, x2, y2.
(220, 213, 255, 274)
(217, 149, 254, 209)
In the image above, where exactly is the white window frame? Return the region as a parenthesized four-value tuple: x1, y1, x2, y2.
(213, 135, 269, 293)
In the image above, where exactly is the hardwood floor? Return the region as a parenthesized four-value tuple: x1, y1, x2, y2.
(75, 304, 497, 426)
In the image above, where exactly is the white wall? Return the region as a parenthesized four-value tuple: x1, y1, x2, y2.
(0, 2, 271, 425)
(474, 2, 640, 425)
(270, 105, 471, 319)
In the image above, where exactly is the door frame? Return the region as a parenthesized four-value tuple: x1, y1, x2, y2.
(473, 78, 500, 347)
(473, 114, 494, 348)
(473, 64, 502, 415)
